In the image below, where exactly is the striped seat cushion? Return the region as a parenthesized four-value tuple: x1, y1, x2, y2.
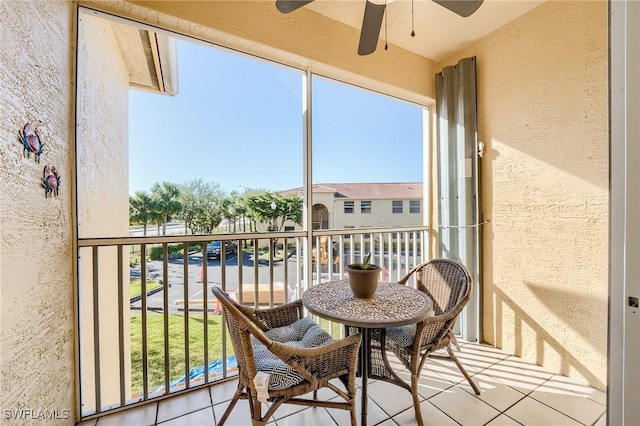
(385, 324, 417, 348)
(253, 317, 334, 390)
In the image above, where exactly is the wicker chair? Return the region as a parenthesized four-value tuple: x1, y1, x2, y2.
(380, 259, 481, 426)
(212, 286, 361, 426)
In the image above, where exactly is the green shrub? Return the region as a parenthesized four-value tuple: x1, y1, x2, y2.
(147, 242, 205, 260)
(188, 242, 203, 253)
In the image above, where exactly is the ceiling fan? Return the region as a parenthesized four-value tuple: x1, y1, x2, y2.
(275, 0, 484, 56)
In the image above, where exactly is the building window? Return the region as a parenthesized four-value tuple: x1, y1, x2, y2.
(312, 204, 329, 230)
(392, 200, 403, 214)
(284, 226, 295, 231)
(360, 201, 372, 213)
(344, 201, 354, 214)
(410, 200, 421, 213)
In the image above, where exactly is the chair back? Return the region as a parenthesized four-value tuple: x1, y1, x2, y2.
(397, 259, 472, 348)
(212, 286, 267, 383)
(405, 258, 472, 316)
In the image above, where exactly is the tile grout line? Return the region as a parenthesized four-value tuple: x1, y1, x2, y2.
(522, 376, 605, 426)
(91, 343, 606, 426)
(208, 386, 218, 426)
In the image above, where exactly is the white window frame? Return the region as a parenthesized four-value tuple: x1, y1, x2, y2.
(344, 201, 354, 214)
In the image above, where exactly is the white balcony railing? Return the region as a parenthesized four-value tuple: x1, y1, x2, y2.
(76, 226, 430, 420)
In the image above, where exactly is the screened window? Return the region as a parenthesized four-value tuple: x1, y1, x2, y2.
(392, 200, 403, 214)
(312, 75, 425, 230)
(410, 200, 421, 213)
(75, 9, 430, 418)
(344, 201, 354, 214)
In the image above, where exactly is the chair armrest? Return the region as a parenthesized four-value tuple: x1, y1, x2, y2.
(267, 334, 362, 381)
(253, 299, 304, 330)
(398, 261, 431, 285)
(414, 306, 464, 350)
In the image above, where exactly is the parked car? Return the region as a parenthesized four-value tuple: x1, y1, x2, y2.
(207, 240, 237, 258)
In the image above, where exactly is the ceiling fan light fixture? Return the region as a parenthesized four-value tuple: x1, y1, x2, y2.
(276, 0, 484, 55)
(275, 0, 314, 14)
(410, 0, 415, 37)
(358, 0, 385, 56)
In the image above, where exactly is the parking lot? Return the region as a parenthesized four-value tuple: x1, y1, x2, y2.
(130, 250, 300, 313)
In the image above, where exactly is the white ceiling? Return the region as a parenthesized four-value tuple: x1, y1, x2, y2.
(304, 0, 545, 61)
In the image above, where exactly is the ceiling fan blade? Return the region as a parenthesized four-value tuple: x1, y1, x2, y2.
(358, 0, 386, 56)
(276, 0, 315, 14)
(432, 0, 483, 17)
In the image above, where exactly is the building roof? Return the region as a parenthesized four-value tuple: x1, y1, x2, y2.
(110, 21, 179, 95)
(281, 182, 423, 200)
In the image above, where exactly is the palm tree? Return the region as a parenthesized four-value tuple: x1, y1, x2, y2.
(151, 182, 183, 235)
(178, 185, 198, 234)
(222, 191, 244, 233)
(233, 198, 248, 233)
(129, 191, 154, 236)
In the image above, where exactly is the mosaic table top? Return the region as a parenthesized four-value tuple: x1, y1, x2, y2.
(302, 280, 433, 328)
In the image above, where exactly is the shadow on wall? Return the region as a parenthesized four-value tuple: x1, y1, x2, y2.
(490, 284, 605, 390)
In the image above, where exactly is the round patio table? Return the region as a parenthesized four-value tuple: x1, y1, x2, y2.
(302, 280, 433, 426)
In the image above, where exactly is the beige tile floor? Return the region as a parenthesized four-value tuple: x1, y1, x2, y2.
(78, 342, 606, 426)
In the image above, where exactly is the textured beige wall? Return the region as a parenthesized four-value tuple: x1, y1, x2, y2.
(76, 11, 131, 412)
(0, 0, 76, 422)
(443, 1, 608, 389)
(76, 13, 130, 240)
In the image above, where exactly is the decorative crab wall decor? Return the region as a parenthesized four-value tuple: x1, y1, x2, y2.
(43, 165, 60, 198)
(19, 122, 44, 162)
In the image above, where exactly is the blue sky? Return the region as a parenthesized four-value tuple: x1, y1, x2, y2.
(129, 38, 425, 195)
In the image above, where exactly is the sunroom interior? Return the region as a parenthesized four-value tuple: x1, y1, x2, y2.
(2, 0, 620, 425)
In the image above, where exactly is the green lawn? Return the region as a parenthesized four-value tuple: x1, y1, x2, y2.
(317, 317, 346, 337)
(129, 313, 230, 393)
(130, 279, 162, 299)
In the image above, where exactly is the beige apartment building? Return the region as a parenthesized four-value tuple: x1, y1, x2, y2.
(283, 183, 424, 230)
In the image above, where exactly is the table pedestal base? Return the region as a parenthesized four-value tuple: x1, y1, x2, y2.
(347, 326, 412, 426)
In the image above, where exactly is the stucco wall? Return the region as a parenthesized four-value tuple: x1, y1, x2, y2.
(76, 11, 131, 413)
(76, 13, 130, 240)
(0, 0, 76, 422)
(443, 1, 608, 389)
